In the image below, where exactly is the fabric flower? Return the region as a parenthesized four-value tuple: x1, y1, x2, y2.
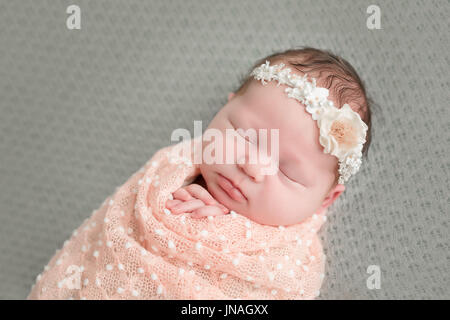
(317, 104, 368, 159)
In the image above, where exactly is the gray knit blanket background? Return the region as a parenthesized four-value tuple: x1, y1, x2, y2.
(0, 0, 448, 299)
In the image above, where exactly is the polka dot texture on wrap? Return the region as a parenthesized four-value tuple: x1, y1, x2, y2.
(27, 137, 326, 300)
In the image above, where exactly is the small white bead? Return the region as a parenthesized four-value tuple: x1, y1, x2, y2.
(302, 265, 309, 272)
(306, 239, 312, 247)
(151, 161, 158, 167)
(156, 284, 163, 294)
(132, 290, 139, 297)
(141, 249, 148, 256)
(95, 278, 101, 286)
(109, 199, 114, 206)
(168, 240, 175, 250)
(163, 208, 171, 216)
(117, 287, 124, 294)
(245, 230, 251, 239)
(106, 264, 113, 271)
(230, 211, 237, 218)
(299, 289, 305, 295)
(276, 263, 283, 270)
(138, 268, 144, 274)
(151, 273, 157, 280)
(271, 289, 278, 295)
(220, 273, 228, 279)
(219, 235, 227, 241)
(207, 216, 214, 221)
(232, 258, 239, 266)
(289, 270, 295, 277)
(127, 228, 133, 235)
(204, 264, 211, 270)
(125, 242, 132, 249)
(118, 263, 124, 270)
(151, 245, 158, 252)
(200, 230, 208, 237)
(178, 268, 185, 275)
(268, 272, 275, 281)
(83, 278, 89, 286)
(106, 241, 113, 247)
(245, 221, 251, 228)
(195, 242, 202, 251)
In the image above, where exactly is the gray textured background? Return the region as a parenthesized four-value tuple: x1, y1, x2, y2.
(0, 0, 448, 299)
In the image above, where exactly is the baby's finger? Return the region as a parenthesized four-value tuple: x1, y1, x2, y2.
(171, 199, 205, 214)
(190, 205, 225, 219)
(165, 199, 182, 209)
(172, 188, 193, 201)
(185, 184, 223, 207)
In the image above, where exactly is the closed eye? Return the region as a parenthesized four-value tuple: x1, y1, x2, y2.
(280, 168, 306, 187)
(229, 119, 257, 145)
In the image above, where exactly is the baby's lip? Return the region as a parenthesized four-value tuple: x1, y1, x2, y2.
(217, 173, 247, 203)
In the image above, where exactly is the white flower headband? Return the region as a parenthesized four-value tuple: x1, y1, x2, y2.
(250, 60, 368, 185)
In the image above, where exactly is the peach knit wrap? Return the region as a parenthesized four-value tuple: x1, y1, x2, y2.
(28, 138, 327, 300)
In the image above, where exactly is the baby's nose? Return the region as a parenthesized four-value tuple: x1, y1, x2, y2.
(237, 154, 274, 183)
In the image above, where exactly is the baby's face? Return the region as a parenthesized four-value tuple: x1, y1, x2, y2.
(199, 78, 345, 226)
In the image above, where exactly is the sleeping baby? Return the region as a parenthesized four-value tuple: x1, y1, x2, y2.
(28, 47, 372, 300)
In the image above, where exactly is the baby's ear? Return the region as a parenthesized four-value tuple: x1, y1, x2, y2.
(318, 184, 345, 213)
(227, 92, 235, 102)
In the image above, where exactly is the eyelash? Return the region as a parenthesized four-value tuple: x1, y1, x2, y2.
(280, 168, 305, 187)
(230, 121, 257, 145)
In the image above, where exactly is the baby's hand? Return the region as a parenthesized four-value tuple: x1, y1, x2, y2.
(165, 184, 229, 219)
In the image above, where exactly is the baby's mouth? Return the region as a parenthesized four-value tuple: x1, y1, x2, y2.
(216, 173, 247, 203)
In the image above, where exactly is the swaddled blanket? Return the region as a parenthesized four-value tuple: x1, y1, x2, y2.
(28, 138, 327, 300)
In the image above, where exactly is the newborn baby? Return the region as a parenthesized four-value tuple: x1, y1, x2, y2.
(167, 49, 371, 227)
(28, 47, 372, 300)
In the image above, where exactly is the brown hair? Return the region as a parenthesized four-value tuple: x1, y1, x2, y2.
(233, 46, 374, 188)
